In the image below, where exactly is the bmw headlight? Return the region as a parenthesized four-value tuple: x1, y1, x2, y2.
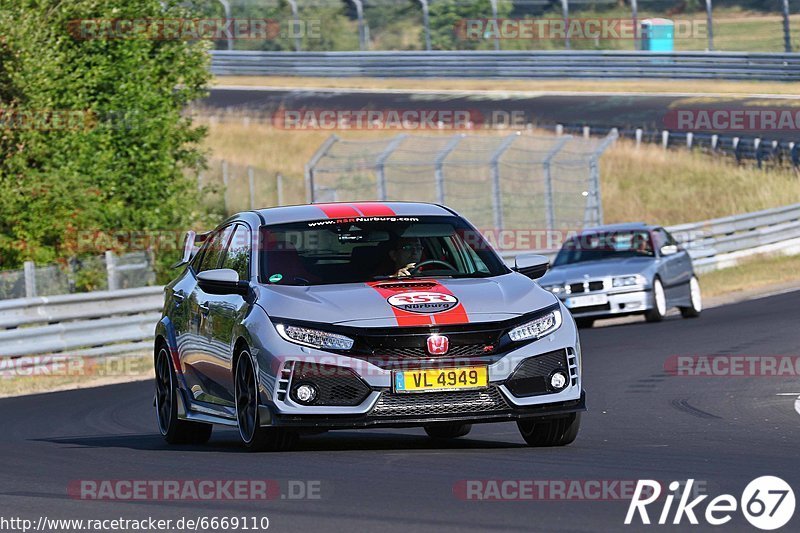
(612, 274, 646, 287)
(275, 324, 354, 350)
(508, 309, 562, 342)
(543, 284, 566, 295)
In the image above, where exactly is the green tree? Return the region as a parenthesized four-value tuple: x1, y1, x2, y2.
(0, 0, 211, 280)
(429, 0, 512, 50)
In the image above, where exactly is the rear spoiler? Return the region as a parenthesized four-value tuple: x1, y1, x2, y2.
(171, 230, 211, 269)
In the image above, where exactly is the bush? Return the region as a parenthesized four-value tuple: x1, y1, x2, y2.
(0, 0, 211, 283)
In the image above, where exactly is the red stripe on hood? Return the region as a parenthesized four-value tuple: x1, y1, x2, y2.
(366, 279, 470, 327)
(366, 281, 433, 326)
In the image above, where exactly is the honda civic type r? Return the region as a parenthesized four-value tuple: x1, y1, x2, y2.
(154, 202, 585, 451)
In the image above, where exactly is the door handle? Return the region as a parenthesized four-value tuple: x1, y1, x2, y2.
(173, 293, 185, 303)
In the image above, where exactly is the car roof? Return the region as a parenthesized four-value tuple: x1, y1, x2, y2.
(250, 202, 456, 225)
(579, 222, 658, 234)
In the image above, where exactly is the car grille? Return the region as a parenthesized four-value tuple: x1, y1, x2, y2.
(290, 363, 372, 406)
(569, 280, 605, 294)
(370, 386, 510, 417)
(376, 344, 492, 359)
(505, 349, 569, 397)
(570, 303, 611, 314)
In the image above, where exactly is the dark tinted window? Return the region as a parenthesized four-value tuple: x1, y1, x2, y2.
(222, 224, 251, 280)
(259, 215, 509, 286)
(554, 230, 654, 266)
(198, 226, 233, 272)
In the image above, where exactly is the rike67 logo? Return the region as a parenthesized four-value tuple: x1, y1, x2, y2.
(625, 477, 795, 530)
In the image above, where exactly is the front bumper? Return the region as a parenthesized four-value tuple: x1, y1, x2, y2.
(259, 390, 586, 429)
(561, 288, 652, 318)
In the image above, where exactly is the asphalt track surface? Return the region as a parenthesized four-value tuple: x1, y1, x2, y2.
(203, 87, 800, 138)
(2, 289, 800, 532)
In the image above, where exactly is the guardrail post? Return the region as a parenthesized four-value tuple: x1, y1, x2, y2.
(635, 128, 643, 148)
(631, 0, 639, 50)
(556, 124, 564, 136)
(560, 0, 570, 50)
(106, 251, 118, 291)
(711, 134, 718, 151)
(662, 130, 669, 149)
(687, 132, 693, 150)
(583, 126, 590, 139)
(705, 0, 714, 51)
(23, 261, 36, 298)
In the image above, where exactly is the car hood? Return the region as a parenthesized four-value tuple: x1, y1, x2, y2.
(256, 273, 558, 328)
(539, 256, 654, 285)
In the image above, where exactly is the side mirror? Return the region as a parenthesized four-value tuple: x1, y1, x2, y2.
(197, 269, 249, 295)
(660, 244, 679, 256)
(513, 254, 550, 280)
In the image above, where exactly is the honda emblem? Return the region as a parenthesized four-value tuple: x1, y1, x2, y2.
(427, 335, 449, 355)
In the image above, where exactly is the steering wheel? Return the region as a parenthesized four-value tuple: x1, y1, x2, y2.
(409, 260, 457, 276)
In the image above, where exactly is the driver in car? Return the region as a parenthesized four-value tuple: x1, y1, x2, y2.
(387, 236, 424, 277)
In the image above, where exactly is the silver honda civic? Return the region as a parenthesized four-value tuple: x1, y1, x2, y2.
(154, 202, 585, 451)
(538, 223, 702, 328)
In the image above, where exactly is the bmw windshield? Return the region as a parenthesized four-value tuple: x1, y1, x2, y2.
(259, 215, 509, 286)
(553, 230, 654, 266)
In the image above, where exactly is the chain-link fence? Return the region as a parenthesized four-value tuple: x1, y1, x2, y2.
(305, 130, 616, 232)
(0, 252, 156, 301)
(200, 0, 799, 53)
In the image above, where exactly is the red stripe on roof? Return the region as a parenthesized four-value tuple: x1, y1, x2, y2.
(350, 203, 396, 217)
(315, 203, 361, 218)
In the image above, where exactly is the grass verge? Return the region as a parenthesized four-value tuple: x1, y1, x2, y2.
(212, 76, 800, 96)
(699, 253, 800, 299)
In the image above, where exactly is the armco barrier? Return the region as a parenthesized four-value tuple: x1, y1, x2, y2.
(210, 50, 800, 81)
(1, 203, 800, 359)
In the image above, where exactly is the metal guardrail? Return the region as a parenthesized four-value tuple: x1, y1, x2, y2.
(210, 51, 800, 81)
(1, 203, 799, 360)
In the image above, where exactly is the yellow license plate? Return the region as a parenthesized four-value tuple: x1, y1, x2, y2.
(393, 366, 488, 393)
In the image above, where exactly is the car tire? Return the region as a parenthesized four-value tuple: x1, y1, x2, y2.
(574, 317, 595, 329)
(644, 277, 667, 323)
(679, 276, 702, 318)
(517, 413, 581, 447)
(155, 344, 213, 445)
(424, 423, 472, 439)
(235, 349, 298, 452)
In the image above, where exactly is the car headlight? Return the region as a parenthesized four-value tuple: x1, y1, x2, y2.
(275, 324, 354, 350)
(612, 274, 646, 287)
(508, 309, 562, 342)
(543, 285, 565, 294)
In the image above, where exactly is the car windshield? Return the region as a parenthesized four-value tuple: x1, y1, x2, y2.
(553, 230, 654, 266)
(259, 215, 509, 286)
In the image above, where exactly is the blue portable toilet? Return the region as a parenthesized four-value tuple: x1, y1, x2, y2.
(640, 18, 674, 51)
